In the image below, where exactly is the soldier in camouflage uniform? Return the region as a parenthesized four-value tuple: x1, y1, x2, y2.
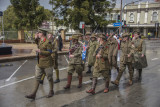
(108, 34, 119, 72)
(86, 34, 110, 94)
(25, 28, 54, 99)
(64, 35, 83, 89)
(86, 34, 98, 74)
(132, 31, 147, 81)
(111, 33, 134, 86)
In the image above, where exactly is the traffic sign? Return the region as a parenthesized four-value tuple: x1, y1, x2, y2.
(0, 11, 3, 16)
(113, 22, 122, 27)
(79, 21, 85, 29)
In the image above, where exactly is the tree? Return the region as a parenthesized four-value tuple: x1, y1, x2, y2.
(10, 0, 46, 31)
(50, 0, 116, 30)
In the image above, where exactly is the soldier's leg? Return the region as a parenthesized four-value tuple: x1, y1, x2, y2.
(103, 70, 110, 93)
(64, 65, 74, 89)
(127, 63, 133, 85)
(86, 68, 99, 94)
(45, 67, 54, 98)
(86, 64, 92, 74)
(25, 65, 42, 99)
(113, 56, 119, 73)
(138, 69, 142, 81)
(54, 56, 60, 83)
(111, 62, 126, 86)
(76, 65, 83, 88)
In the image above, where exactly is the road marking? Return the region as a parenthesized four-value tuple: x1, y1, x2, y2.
(83, 77, 103, 84)
(151, 58, 159, 61)
(64, 55, 69, 64)
(0, 67, 68, 89)
(6, 60, 28, 82)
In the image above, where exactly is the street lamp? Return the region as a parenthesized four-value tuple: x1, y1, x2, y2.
(120, 0, 142, 35)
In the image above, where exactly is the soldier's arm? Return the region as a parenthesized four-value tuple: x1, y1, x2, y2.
(128, 42, 134, 56)
(113, 40, 118, 56)
(142, 40, 146, 55)
(40, 43, 52, 56)
(74, 45, 83, 57)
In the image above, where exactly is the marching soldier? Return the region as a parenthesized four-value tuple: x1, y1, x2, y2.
(108, 34, 119, 72)
(86, 34, 110, 94)
(132, 31, 147, 81)
(25, 28, 54, 99)
(64, 35, 83, 89)
(48, 32, 60, 83)
(86, 34, 98, 74)
(111, 33, 134, 86)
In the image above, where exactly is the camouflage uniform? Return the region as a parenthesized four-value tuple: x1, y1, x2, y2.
(111, 33, 134, 86)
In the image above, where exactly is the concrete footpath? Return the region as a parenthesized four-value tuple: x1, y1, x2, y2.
(0, 43, 69, 63)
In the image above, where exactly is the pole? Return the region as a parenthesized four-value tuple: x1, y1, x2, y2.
(156, 23, 157, 38)
(2, 13, 5, 46)
(119, 0, 122, 35)
(52, 0, 54, 34)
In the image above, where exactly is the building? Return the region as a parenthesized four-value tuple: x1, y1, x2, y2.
(107, 1, 160, 37)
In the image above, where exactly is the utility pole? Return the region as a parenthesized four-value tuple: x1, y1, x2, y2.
(51, 0, 54, 34)
(119, 0, 122, 35)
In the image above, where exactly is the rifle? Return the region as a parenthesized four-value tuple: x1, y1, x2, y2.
(95, 45, 104, 56)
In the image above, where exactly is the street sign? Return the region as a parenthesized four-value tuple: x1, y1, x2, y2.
(0, 11, 3, 16)
(113, 22, 122, 27)
(79, 21, 85, 29)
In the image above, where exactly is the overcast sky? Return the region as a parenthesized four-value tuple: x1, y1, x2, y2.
(0, 0, 156, 11)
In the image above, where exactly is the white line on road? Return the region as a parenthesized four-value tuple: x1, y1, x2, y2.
(6, 60, 28, 82)
(151, 58, 159, 61)
(64, 55, 69, 64)
(0, 67, 68, 89)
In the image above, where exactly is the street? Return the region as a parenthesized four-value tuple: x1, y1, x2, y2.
(0, 40, 160, 107)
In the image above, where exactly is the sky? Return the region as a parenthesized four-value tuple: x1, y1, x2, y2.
(0, 0, 156, 11)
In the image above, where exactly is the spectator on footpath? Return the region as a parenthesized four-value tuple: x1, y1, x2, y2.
(58, 35, 63, 51)
(148, 32, 151, 40)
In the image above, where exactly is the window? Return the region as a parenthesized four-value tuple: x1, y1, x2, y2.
(152, 12, 158, 21)
(113, 14, 118, 21)
(130, 13, 134, 22)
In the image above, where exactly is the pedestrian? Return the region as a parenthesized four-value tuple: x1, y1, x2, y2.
(58, 35, 63, 51)
(132, 30, 148, 81)
(86, 34, 110, 94)
(25, 28, 54, 99)
(111, 33, 134, 86)
(86, 33, 98, 74)
(148, 32, 151, 40)
(64, 35, 83, 89)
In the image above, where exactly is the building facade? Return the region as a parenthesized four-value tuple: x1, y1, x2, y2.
(107, 2, 160, 37)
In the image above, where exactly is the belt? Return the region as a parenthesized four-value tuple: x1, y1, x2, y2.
(39, 55, 47, 58)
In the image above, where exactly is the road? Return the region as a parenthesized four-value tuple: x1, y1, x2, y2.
(0, 40, 160, 107)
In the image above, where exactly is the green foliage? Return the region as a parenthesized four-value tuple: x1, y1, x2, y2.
(10, 0, 46, 30)
(50, 0, 116, 30)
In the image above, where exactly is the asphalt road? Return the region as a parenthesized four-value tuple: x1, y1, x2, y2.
(0, 40, 160, 107)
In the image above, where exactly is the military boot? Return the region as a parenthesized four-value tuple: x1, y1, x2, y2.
(111, 80, 119, 86)
(86, 66, 92, 74)
(138, 69, 142, 81)
(25, 80, 39, 100)
(77, 75, 83, 88)
(86, 78, 97, 95)
(54, 69, 60, 83)
(104, 79, 110, 93)
(46, 78, 54, 98)
(64, 74, 72, 89)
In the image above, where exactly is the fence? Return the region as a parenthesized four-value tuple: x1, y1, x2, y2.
(0, 31, 18, 40)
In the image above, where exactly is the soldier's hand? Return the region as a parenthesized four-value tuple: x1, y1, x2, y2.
(128, 54, 131, 58)
(141, 54, 144, 57)
(69, 55, 74, 58)
(96, 54, 101, 59)
(36, 49, 40, 53)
